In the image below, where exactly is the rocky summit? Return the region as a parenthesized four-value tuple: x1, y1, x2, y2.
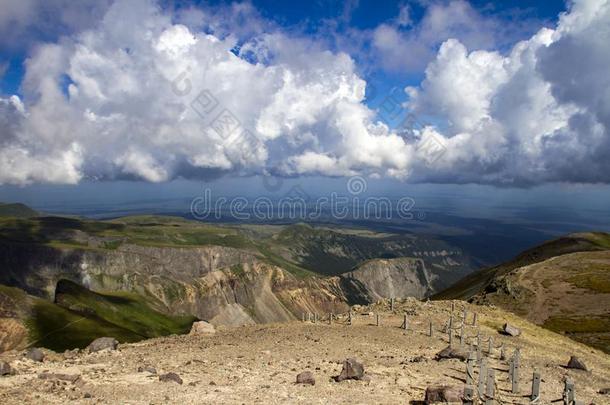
(1, 299, 609, 404)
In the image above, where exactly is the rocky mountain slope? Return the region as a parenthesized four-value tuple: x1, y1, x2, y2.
(1, 299, 609, 404)
(435, 232, 610, 353)
(0, 212, 471, 351)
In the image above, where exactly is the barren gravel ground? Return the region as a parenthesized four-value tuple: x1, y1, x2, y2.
(1, 299, 609, 404)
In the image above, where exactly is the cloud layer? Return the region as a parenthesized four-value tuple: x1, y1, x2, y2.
(1, 0, 610, 186)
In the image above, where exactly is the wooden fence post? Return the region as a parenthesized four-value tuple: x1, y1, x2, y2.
(531, 371, 540, 402)
(478, 358, 487, 399)
(302, 313, 305, 322)
(429, 320, 433, 337)
(463, 386, 474, 405)
(448, 316, 454, 346)
(403, 314, 408, 330)
(488, 337, 493, 354)
(466, 352, 476, 385)
(463, 307, 468, 323)
(460, 323, 465, 346)
(329, 312, 332, 325)
(485, 369, 495, 405)
(391, 297, 395, 312)
(511, 354, 520, 394)
(348, 311, 352, 325)
(376, 313, 380, 327)
(563, 378, 574, 405)
(473, 312, 477, 326)
(500, 344, 506, 361)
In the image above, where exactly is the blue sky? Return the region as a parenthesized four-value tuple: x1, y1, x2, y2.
(2, 0, 610, 221)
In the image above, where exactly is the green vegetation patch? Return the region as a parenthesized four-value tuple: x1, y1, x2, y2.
(544, 315, 610, 354)
(567, 266, 610, 293)
(55, 279, 196, 338)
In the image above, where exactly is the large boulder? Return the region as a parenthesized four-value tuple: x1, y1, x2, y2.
(87, 337, 119, 353)
(334, 358, 365, 382)
(25, 347, 45, 362)
(189, 321, 216, 335)
(501, 323, 521, 337)
(296, 371, 315, 386)
(435, 346, 468, 361)
(424, 385, 464, 403)
(566, 356, 588, 371)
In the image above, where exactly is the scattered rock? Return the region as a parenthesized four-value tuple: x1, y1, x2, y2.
(410, 355, 426, 363)
(566, 356, 588, 371)
(333, 358, 365, 382)
(435, 346, 468, 361)
(189, 321, 216, 335)
(424, 385, 464, 403)
(38, 372, 81, 383)
(83, 393, 92, 398)
(0, 361, 15, 376)
(296, 371, 315, 386)
(159, 372, 183, 384)
(87, 337, 119, 353)
(501, 323, 521, 337)
(63, 349, 80, 359)
(599, 388, 610, 395)
(26, 347, 45, 362)
(138, 365, 157, 374)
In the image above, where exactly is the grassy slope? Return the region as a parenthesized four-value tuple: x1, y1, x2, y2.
(434, 232, 610, 354)
(433, 232, 610, 300)
(0, 203, 38, 218)
(2, 280, 197, 352)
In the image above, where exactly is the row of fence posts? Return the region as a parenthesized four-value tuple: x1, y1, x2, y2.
(302, 303, 586, 404)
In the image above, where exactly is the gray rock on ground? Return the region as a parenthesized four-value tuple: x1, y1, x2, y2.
(424, 385, 464, 403)
(189, 321, 216, 335)
(0, 361, 15, 376)
(296, 371, 315, 385)
(435, 346, 468, 361)
(502, 323, 521, 337)
(138, 365, 157, 374)
(159, 372, 183, 384)
(334, 358, 365, 382)
(567, 356, 588, 371)
(25, 347, 45, 362)
(87, 337, 119, 353)
(38, 372, 81, 383)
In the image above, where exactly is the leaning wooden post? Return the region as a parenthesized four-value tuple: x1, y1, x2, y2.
(485, 369, 495, 405)
(531, 371, 541, 402)
(476, 334, 482, 362)
(466, 352, 476, 385)
(376, 313, 380, 327)
(473, 312, 477, 326)
(429, 320, 433, 337)
(478, 358, 487, 399)
(563, 378, 574, 405)
(403, 314, 408, 330)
